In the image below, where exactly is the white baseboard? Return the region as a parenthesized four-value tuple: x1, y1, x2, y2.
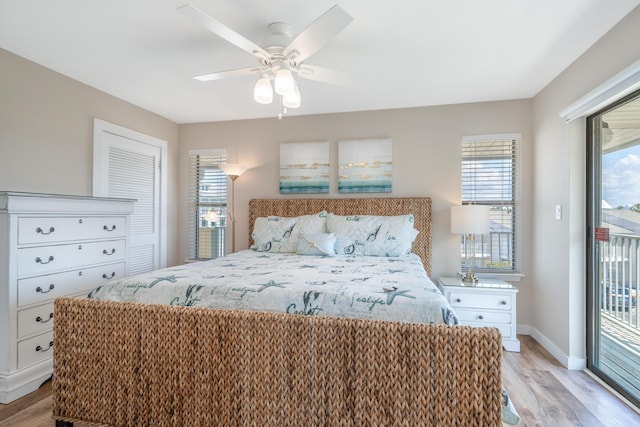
(516, 324, 586, 370)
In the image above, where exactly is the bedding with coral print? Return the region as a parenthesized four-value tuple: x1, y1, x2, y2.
(88, 250, 457, 325)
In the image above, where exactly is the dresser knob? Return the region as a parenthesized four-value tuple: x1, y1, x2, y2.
(478, 315, 484, 320)
(103, 272, 116, 279)
(103, 248, 116, 256)
(103, 224, 117, 232)
(35, 256, 54, 264)
(455, 298, 461, 303)
(500, 300, 507, 305)
(36, 284, 55, 293)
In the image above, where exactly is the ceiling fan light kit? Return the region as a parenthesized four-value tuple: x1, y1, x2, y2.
(179, 3, 353, 117)
(253, 75, 273, 104)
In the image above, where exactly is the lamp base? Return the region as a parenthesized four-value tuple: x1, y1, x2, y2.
(461, 272, 479, 284)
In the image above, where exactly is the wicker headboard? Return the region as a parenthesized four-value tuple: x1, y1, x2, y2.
(248, 197, 432, 275)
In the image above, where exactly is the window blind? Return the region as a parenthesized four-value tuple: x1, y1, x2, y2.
(461, 135, 519, 272)
(188, 150, 227, 259)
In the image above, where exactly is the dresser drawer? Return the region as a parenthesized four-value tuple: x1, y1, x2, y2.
(455, 308, 511, 325)
(17, 239, 125, 277)
(18, 216, 126, 244)
(18, 262, 126, 307)
(18, 303, 55, 339)
(449, 292, 512, 310)
(17, 331, 54, 370)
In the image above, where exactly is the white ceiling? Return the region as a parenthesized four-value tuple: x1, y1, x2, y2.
(1, 0, 639, 124)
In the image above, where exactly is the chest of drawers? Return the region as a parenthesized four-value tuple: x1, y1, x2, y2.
(0, 192, 134, 403)
(437, 276, 520, 352)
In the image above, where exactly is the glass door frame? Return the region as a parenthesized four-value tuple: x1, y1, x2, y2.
(586, 89, 640, 408)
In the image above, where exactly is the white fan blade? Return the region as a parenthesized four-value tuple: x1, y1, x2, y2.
(178, 4, 270, 61)
(284, 5, 353, 64)
(194, 67, 261, 82)
(296, 64, 356, 87)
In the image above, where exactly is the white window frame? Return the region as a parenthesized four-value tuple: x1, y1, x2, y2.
(461, 133, 522, 281)
(188, 149, 228, 260)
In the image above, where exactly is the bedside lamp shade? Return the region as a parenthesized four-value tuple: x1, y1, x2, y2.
(451, 205, 490, 235)
(451, 204, 490, 283)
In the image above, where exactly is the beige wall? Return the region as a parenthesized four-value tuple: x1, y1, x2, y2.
(178, 101, 534, 325)
(531, 6, 640, 366)
(0, 48, 180, 265)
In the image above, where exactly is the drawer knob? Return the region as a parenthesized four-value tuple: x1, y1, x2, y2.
(500, 300, 507, 305)
(35, 255, 54, 264)
(35, 226, 55, 235)
(478, 315, 484, 320)
(36, 341, 54, 352)
(103, 224, 117, 232)
(103, 248, 116, 256)
(36, 284, 55, 294)
(103, 272, 116, 279)
(36, 313, 54, 323)
(455, 298, 461, 303)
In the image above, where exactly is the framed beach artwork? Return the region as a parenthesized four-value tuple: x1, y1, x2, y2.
(338, 138, 392, 193)
(280, 141, 330, 193)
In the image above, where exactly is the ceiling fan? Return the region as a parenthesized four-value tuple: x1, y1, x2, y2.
(178, 3, 353, 112)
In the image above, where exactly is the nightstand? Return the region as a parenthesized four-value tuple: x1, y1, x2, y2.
(437, 276, 520, 352)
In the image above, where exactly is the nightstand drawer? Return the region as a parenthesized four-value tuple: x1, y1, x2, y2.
(449, 292, 512, 310)
(456, 309, 511, 324)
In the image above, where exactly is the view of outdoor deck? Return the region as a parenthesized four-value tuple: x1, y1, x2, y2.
(598, 217, 640, 402)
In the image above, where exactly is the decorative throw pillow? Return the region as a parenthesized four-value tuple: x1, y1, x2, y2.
(251, 216, 298, 252)
(252, 211, 328, 253)
(296, 232, 336, 256)
(327, 213, 415, 256)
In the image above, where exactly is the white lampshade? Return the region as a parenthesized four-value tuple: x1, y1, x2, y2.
(274, 68, 294, 95)
(253, 76, 273, 104)
(219, 163, 249, 179)
(204, 208, 219, 223)
(282, 81, 301, 108)
(451, 205, 490, 234)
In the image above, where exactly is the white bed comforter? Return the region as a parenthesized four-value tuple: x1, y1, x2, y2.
(88, 251, 459, 326)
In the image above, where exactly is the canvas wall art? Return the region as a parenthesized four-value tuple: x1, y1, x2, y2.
(338, 138, 392, 193)
(280, 141, 330, 193)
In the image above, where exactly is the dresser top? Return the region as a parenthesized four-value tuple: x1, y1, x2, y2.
(0, 192, 136, 214)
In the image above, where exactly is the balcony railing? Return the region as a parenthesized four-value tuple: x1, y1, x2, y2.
(600, 233, 639, 328)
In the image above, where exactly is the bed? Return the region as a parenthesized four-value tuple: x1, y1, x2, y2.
(52, 197, 507, 426)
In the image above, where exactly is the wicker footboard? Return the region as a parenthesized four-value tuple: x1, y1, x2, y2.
(53, 297, 503, 426)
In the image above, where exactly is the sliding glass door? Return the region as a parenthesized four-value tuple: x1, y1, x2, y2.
(587, 90, 640, 407)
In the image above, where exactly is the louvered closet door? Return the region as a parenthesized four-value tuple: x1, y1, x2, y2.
(93, 119, 166, 275)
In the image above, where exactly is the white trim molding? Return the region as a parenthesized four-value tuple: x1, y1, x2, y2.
(560, 57, 640, 121)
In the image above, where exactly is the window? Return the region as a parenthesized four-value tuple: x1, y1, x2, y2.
(461, 134, 519, 273)
(188, 150, 227, 259)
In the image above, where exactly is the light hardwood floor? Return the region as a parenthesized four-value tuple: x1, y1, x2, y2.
(1, 335, 639, 426)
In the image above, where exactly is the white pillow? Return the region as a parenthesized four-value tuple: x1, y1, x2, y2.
(296, 232, 336, 256)
(327, 213, 415, 257)
(251, 216, 297, 252)
(252, 211, 328, 253)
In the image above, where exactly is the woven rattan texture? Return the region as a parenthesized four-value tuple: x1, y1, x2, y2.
(249, 198, 432, 275)
(53, 297, 502, 426)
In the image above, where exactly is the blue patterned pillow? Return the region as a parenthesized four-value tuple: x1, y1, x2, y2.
(296, 232, 336, 256)
(327, 213, 415, 256)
